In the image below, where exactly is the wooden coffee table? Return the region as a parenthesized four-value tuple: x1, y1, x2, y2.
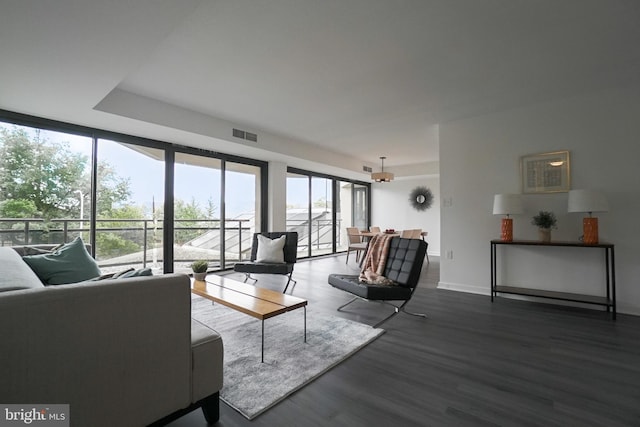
(192, 275, 308, 362)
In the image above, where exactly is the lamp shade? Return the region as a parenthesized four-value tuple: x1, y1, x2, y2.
(567, 190, 608, 213)
(371, 171, 394, 182)
(492, 194, 523, 215)
(371, 156, 394, 182)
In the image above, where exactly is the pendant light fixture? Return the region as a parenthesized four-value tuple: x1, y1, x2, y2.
(371, 156, 394, 182)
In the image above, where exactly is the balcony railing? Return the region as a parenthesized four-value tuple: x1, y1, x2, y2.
(1, 216, 347, 273)
(0, 217, 252, 273)
(286, 218, 343, 255)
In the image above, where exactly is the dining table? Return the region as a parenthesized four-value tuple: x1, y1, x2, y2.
(358, 231, 400, 239)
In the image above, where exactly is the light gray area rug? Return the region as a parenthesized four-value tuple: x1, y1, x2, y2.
(191, 295, 384, 420)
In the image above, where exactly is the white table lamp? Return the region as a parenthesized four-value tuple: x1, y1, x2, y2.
(493, 194, 524, 242)
(568, 189, 608, 244)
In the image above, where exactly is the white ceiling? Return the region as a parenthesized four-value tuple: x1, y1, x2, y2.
(1, 0, 640, 176)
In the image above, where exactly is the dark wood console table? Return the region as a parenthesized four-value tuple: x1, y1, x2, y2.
(490, 240, 616, 319)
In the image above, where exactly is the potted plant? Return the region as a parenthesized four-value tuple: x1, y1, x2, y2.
(190, 260, 209, 281)
(531, 211, 557, 242)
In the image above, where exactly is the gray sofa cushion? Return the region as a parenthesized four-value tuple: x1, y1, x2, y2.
(0, 247, 45, 292)
(191, 319, 224, 401)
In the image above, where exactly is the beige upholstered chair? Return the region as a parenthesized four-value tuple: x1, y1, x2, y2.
(401, 229, 423, 239)
(369, 226, 381, 233)
(345, 227, 368, 264)
(400, 229, 414, 238)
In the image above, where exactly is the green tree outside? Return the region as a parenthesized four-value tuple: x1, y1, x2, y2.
(1, 125, 220, 258)
(0, 126, 138, 257)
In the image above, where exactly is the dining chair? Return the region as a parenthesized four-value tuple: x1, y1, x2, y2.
(400, 229, 414, 238)
(345, 227, 368, 264)
(369, 226, 381, 233)
(417, 229, 430, 263)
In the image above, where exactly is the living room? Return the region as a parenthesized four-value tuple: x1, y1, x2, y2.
(2, 1, 640, 426)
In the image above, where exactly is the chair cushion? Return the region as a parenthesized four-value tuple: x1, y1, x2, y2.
(234, 262, 293, 275)
(22, 237, 101, 285)
(255, 234, 286, 263)
(328, 274, 413, 300)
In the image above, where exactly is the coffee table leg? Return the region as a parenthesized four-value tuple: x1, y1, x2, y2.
(304, 306, 307, 343)
(261, 320, 264, 363)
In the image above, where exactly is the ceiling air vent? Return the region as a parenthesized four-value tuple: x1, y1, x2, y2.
(363, 165, 373, 173)
(232, 128, 258, 142)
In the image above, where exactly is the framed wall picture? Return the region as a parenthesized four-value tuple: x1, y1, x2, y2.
(521, 150, 570, 193)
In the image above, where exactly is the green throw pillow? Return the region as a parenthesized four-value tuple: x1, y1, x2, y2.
(23, 237, 101, 285)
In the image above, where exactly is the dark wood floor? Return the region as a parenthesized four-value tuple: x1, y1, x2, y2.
(168, 255, 640, 427)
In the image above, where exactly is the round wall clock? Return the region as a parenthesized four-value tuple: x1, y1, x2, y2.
(409, 186, 433, 211)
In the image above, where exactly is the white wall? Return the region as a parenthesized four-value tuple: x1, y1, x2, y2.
(371, 176, 441, 256)
(268, 161, 287, 231)
(439, 84, 640, 315)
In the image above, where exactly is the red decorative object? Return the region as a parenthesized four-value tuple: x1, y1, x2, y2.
(500, 218, 513, 242)
(583, 217, 599, 244)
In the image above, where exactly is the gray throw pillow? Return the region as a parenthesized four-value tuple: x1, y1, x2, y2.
(86, 268, 153, 281)
(14, 243, 65, 256)
(117, 268, 153, 278)
(23, 237, 101, 285)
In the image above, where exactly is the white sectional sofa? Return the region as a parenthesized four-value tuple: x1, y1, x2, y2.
(0, 246, 223, 426)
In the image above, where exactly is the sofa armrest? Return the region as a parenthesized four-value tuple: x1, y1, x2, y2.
(191, 319, 224, 401)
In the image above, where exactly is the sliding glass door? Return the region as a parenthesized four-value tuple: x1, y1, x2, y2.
(95, 139, 165, 274)
(353, 184, 368, 230)
(287, 169, 370, 258)
(224, 161, 261, 266)
(173, 153, 222, 273)
(311, 176, 333, 256)
(286, 172, 310, 258)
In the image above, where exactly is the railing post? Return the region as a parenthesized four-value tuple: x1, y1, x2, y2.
(62, 220, 68, 243)
(143, 219, 148, 268)
(238, 220, 242, 262)
(24, 220, 30, 245)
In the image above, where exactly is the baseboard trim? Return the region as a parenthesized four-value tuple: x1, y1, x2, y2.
(437, 281, 488, 295)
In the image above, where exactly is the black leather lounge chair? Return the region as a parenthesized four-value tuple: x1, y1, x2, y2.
(233, 232, 298, 293)
(328, 237, 428, 327)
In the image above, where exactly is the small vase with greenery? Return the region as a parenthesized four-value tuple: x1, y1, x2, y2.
(531, 211, 557, 242)
(190, 260, 209, 281)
